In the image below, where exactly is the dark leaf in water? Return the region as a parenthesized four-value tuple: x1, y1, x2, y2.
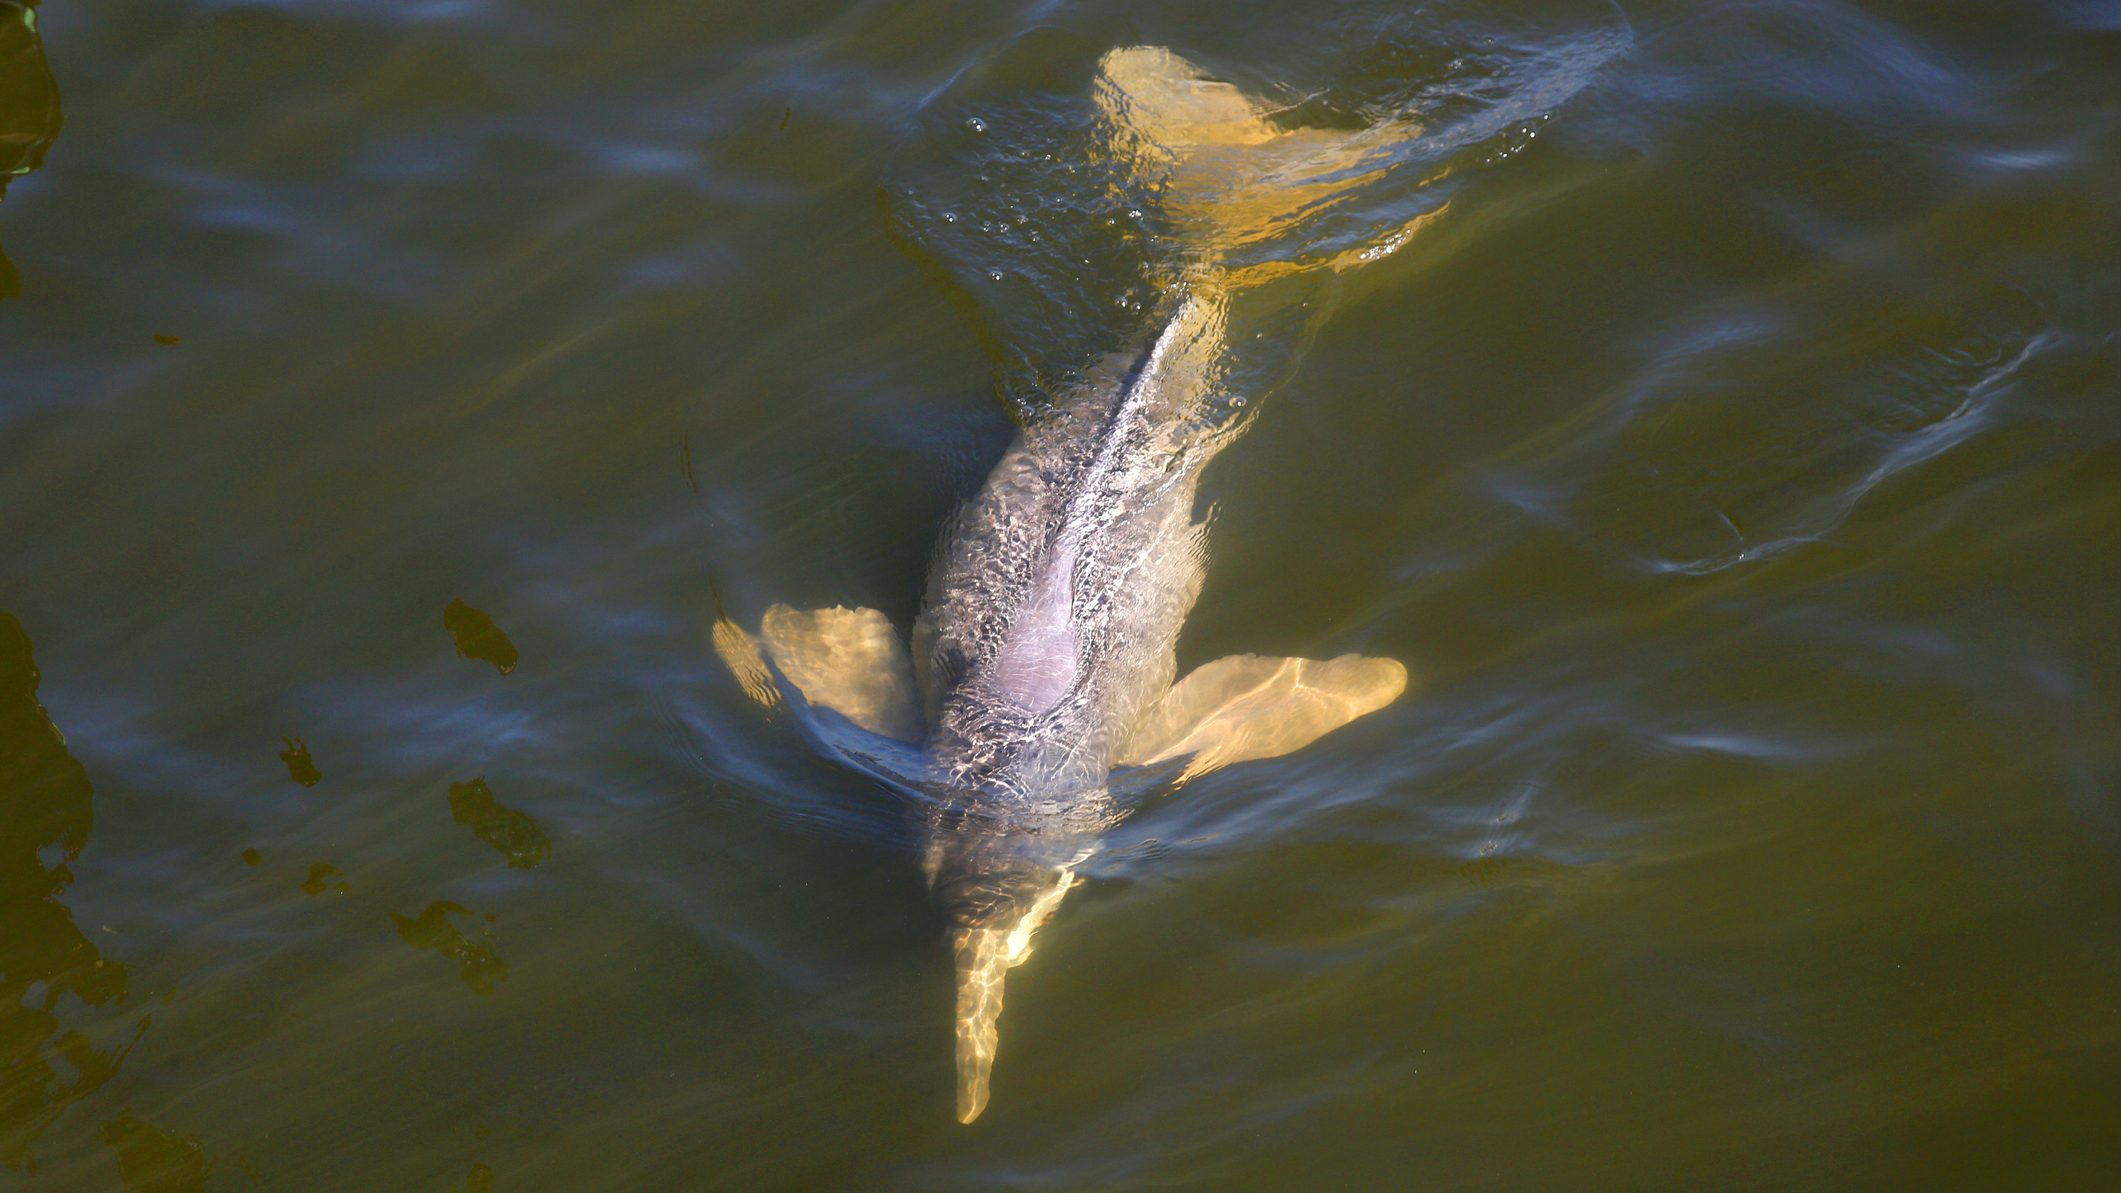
(391, 902, 508, 995)
(0, 613, 131, 1173)
(98, 1114, 208, 1192)
(277, 736, 321, 787)
(0, 0, 64, 302)
(298, 863, 347, 896)
(443, 599, 518, 675)
(448, 777, 551, 869)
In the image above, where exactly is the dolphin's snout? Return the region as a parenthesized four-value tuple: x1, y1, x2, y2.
(951, 924, 1011, 1124)
(941, 861, 1080, 1123)
(935, 859, 1048, 930)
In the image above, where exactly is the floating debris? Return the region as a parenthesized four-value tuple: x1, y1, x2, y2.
(444, 599, 518, 675)
(392, 902, 508, 995)
(447, 778, 551, 869)
(0, 0, 63, 302)
(1, 613, 133, 1172)
(464, 1162, 497, 1192)
(152, 334, 181, 346)
(278, 736, 322, 787)
(100, 1114, 209, 1192)
(240, 848, 262, 866)
(299, 863, 348, 896)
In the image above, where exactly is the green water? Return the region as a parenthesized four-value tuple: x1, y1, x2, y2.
(4, 1, 2120, 1189)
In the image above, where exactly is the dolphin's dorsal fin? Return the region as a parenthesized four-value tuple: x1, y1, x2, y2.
(713, 604, 924, 743)
(1117, 653, 1408, 782)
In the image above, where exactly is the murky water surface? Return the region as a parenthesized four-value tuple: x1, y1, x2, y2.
(4, 1, 2119, 1188)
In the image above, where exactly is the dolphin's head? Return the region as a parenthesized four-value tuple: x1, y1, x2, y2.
(924, 825, 1086, 1123)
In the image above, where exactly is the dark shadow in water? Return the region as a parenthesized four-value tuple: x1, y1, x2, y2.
(99, 1113, 208, 1192)
(298, 863, 348, 896)
(444, 600, 519, 675)
(0, 614, 136, 1173)
(278, 736, 322, 787)
(0, 0, 62, 301)
(448, 778, 550, 869)
(392, 901, 508, 995)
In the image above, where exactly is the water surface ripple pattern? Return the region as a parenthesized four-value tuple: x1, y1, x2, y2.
(0, 0, 2117, 1188)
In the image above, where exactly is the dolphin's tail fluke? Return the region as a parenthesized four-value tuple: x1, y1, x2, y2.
(1093, 46, 1440, 293)
(949, 865, 1080, 1123)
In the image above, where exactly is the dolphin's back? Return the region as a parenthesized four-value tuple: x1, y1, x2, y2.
(915, 306, 1224, 804)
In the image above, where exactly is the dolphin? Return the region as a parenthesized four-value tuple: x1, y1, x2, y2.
(714, 46, 1432, 1123)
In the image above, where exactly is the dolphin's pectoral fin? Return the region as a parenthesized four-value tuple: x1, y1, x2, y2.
(1117, 653, 1409, 783)
(711, 615, 781, 711)
(759, 604, 925, 743)
(711, 604, 925, 743)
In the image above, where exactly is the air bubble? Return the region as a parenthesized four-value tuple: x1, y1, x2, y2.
(965, 116, 987, 134)
(988, 270, 1005, 282)
(941, 212, 957, 223)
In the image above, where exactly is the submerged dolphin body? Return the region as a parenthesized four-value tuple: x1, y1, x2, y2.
(716, 46, 1431, 1123)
